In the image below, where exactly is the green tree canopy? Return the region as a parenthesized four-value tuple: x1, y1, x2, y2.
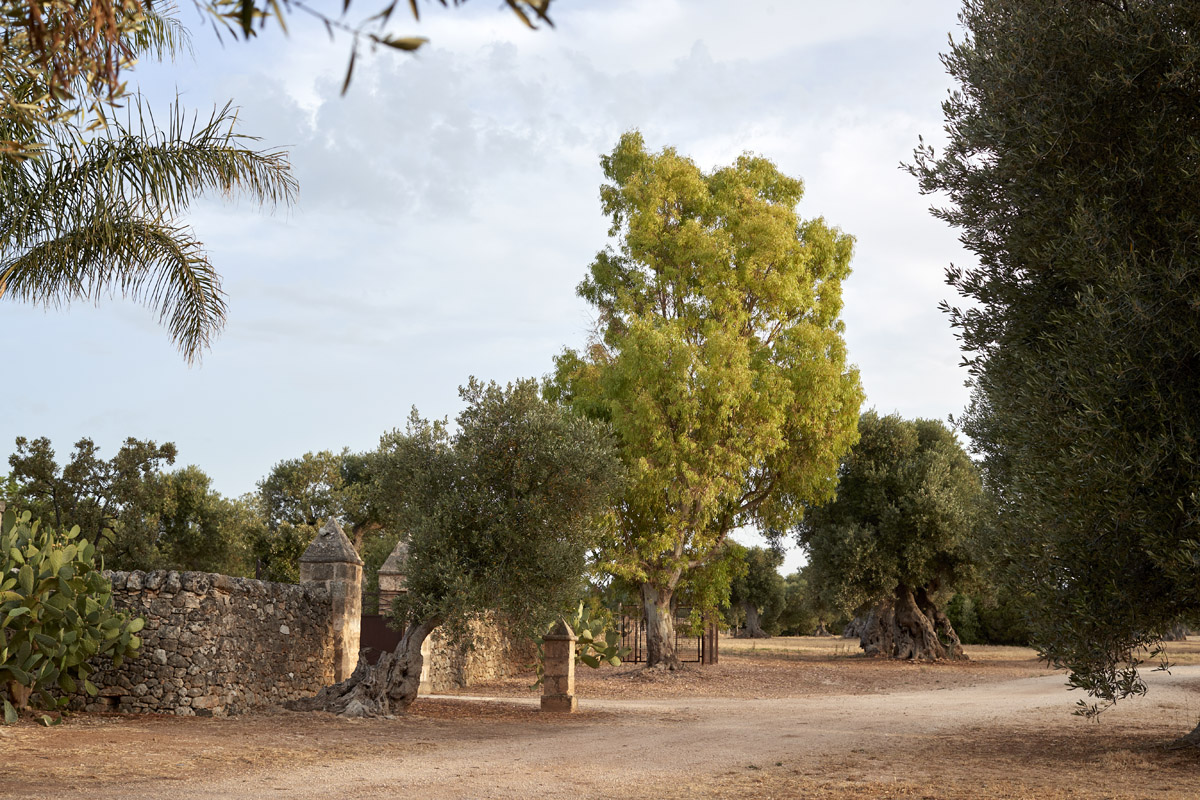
(156, 466, 259, 575)
(910, 0, 1200, 727)
(5, 436, 260, 575)
(296, 378, 624, 716)
(254, 449, 381, 583)
(798, 412, 983, 661)
(7, 436, 176, 564)
(777, 565, 844, 637)
(551, 131, 862, 668)
(728, 545, 785, 639)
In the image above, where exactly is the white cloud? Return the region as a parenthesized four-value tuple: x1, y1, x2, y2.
(4, 0, 976, 502)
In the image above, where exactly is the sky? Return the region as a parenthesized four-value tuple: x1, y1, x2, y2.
(3, 0, 974, 574)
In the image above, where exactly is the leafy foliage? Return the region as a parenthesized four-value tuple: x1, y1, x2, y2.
(254, 450, 381, 583)
(155, 467, 259, 575)
(7, 436, 177, 561)
(1, 508, 142, 721)
(0, 0, 184, 157)
(728, 545, 786, 637)
(910, 0, 1200, 710)
(374, 378, 624, 641)
(532, 601, 629, 687)
(551, 131, 862, 664)
(797, 412, 983, 658)
(6, 436, 260, 575)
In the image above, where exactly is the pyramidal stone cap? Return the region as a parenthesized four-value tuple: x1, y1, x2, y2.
(544, 619, 577, 641)
(300, 518, 364, 565)
(378, 540, 409, 577)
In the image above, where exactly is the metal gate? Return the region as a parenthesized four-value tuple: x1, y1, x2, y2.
(617, 605, 718, 665)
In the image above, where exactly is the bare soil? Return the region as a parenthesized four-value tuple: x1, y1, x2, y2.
(4, 637, 1200, 800)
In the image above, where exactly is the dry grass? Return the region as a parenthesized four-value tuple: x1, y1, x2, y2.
(721, 634, 1043, 662)
(442, 634, 1059, 701)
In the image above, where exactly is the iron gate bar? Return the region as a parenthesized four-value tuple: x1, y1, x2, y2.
(617, 604, 716, 664)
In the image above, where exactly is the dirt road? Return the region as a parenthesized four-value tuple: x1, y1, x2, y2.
(7, 659, 1200, 800)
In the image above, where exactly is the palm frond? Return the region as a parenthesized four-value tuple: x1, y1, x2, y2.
(0, 97, 296, 361)
(0, 212, 226, 363)
(7, 99, 296, 235)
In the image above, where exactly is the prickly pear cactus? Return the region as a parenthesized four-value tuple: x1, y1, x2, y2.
(1, 508, 143, 723)
(533, 602, 631, 686)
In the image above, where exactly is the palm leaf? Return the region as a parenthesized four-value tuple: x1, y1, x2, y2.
(1, 213, 226, 362)
(0, 99, 296, 361)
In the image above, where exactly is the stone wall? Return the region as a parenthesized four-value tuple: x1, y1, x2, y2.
(72, 570, 337, 716)
(426, 616, 535, 692)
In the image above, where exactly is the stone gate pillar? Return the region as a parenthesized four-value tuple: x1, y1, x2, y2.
(376, 540, 409, 614)
(300, 518, 363, 682)
(375, 538, 433, 696)
(540, 619, 577, 713)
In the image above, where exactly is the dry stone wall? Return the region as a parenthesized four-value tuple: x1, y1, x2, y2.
(426, 616, 535, 692)
(72, 570, 337, 717)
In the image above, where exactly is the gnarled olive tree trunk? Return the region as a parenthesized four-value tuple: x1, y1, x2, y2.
(1163, 622, 1190, 642)
(642, 583, 681, 669)
(859, 585, 965, 661)
(738, 601, 770, 638)
(287, 617, 441, 717)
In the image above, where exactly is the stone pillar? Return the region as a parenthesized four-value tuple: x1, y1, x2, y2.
(299, 518, 363, 683)
(540, 619, 577, 713)
(375, 538, 432, 696)
(376, 539, 409, 614)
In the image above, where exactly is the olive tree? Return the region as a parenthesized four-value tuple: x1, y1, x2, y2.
(292, 378, 623, 716)
(910, 0, 1200, 729)
(798, 412, 983, 661)
(728, 545, 785, 639)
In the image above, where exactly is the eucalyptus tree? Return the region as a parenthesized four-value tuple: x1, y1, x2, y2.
(797, 413, 984, 661)
(910, 0, 1200, 729)
(1, 5, 296, 361)
(294, 378, 623, 716)
(551, 131, 862, 668)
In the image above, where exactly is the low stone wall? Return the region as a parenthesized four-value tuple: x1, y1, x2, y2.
(426, 616, 535, 692)
(72, 570, 337, 716)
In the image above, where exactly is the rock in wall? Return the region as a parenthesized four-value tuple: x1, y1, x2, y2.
(70, 570, 337, 716)
(425, 615, 535, 692)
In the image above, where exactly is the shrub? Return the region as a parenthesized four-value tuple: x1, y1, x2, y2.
(945, 594, 983, 645)
(1, 508, 142, 722)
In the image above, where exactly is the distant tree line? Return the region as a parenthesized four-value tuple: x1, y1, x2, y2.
(1, 437, 399, 594)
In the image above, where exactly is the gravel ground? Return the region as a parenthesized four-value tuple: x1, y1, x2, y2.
(4, 639, 1200, 800)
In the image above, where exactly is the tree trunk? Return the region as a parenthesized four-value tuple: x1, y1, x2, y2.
(842, 616, 865, 639)
(859, 585, 966, 661)
(286, 616, 440, 717)
(1163, 622, 1190, 641)
(1168, 719, 1200, 749)
(738, 601, 770, 639)
(814, 620, 831, 637)
(641, 582, 680, 669)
